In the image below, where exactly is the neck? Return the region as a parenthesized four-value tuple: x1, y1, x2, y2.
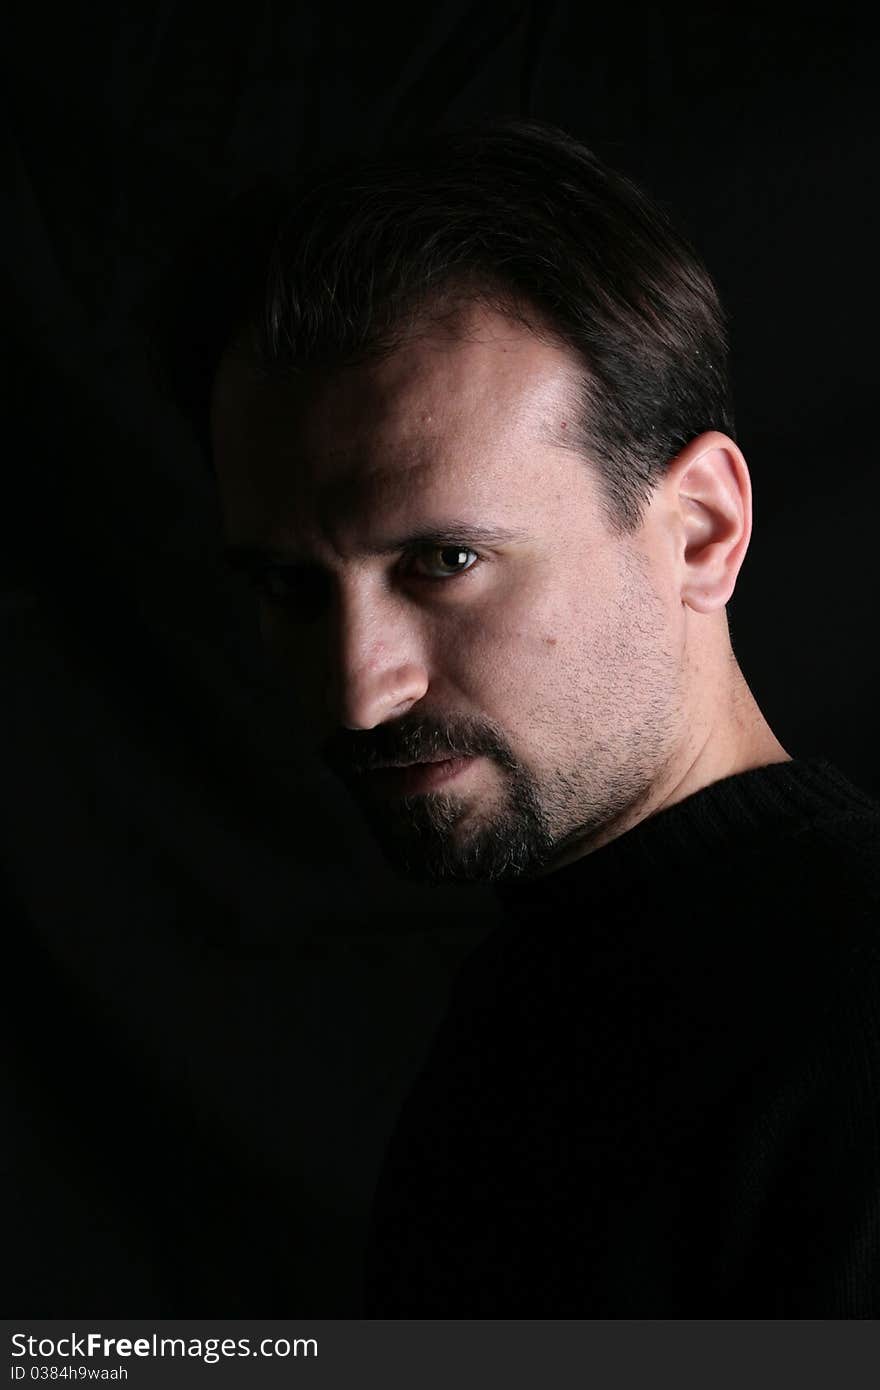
(539, 661, 791, 877)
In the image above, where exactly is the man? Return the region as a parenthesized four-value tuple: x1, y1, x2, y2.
(163, 119, 880, 1314)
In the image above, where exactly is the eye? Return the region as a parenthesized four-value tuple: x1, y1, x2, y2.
(408, 545, 480, 580)
(253, 566, 329, 618)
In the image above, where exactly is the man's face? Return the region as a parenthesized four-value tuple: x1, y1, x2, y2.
(211, 303, 687, 882)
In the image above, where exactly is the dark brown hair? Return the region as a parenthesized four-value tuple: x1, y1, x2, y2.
(152, 117, 735, 534)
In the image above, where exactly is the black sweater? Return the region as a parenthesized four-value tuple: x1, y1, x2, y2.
(364, 757, 880, 1316)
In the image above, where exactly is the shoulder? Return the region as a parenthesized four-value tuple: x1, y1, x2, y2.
(726, 803, 880, 1124)
(750, 809, 880, 949)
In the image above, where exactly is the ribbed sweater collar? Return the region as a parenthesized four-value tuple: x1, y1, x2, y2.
(495, 755, 876, 914)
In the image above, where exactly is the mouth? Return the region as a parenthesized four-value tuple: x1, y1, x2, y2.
(358, 754, 477, 797)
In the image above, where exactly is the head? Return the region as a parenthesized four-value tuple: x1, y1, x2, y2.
(174, 119, 755, 883)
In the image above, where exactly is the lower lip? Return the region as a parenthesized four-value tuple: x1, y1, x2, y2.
(365, 755, 476, 796)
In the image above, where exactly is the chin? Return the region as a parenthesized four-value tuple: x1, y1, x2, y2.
(379, 814, 553, 885)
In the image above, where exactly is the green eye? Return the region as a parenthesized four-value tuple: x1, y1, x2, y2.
(411, 545, 479, 579)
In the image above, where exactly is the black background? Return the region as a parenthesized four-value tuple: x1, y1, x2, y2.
(4, 3, 878, 1314)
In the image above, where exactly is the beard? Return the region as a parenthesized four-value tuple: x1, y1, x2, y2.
(322, 709, 664, 885)
(323, 711, 552, 883)
(355, 758, 557, 883)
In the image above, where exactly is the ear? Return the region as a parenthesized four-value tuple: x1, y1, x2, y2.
(659, 430, 753, 615)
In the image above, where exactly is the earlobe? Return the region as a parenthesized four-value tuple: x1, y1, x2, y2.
(670, 432, 752, 615)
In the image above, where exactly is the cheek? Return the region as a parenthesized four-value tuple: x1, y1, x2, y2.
(429, 596, 572, 704)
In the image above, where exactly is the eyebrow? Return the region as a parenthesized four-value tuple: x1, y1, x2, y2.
(222, 523, 531, 570)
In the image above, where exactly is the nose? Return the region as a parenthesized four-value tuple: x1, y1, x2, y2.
(325, 587, 430, 731)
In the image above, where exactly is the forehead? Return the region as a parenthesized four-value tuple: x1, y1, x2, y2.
(210, 303, 587, 545)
